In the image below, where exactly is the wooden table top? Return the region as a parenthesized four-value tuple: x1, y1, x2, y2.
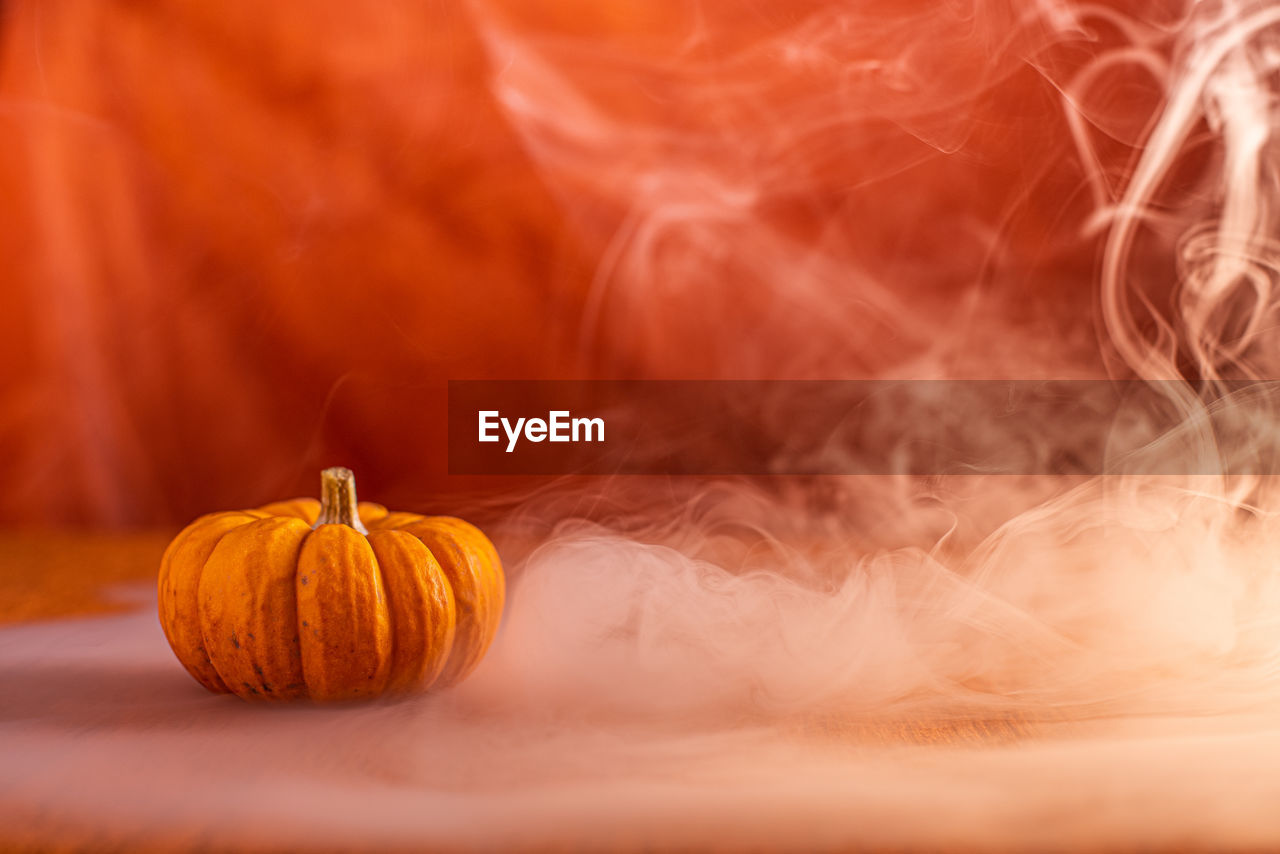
(0, 529, 174, 625)
(0, 529, 1271, 853)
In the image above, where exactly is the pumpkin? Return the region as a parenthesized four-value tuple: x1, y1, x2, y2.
(157, 467, 504, 701)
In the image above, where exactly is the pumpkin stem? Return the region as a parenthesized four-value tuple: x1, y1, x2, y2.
(314, 467, 368, 534)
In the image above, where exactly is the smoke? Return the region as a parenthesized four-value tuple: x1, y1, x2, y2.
(482, 477, 1279, 723)
(462, 0, 1280, 704)
(10, 0, 1280, 849)
(461, 0, 1280, 845)
(478, 0, 1106, 379)
(1098, 0, 1280, 383)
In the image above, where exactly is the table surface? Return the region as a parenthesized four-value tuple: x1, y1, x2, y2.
(2, 530, 1277, 853)
(0, 529, 174, 624)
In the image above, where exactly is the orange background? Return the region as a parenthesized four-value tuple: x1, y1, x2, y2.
(0, 1, 1162, 525)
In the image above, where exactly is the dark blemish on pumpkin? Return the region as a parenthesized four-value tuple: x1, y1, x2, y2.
(301, 620, 308, 627)
(247, 633, 255, 640)
(253, 665, 264, 677)
(262, 683, 273, 693)
(300, 576, 308, 586)
(231, 633, 240, 649)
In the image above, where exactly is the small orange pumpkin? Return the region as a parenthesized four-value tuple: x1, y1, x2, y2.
(157, 467, 504, 701)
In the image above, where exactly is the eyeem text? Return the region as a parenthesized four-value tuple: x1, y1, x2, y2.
(478, 410, 605, 453)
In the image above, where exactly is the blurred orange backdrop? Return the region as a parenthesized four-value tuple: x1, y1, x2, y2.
(0, 0, 1164, 525)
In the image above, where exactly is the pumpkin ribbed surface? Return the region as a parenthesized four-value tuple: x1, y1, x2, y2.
(157, 470, 503, 702)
